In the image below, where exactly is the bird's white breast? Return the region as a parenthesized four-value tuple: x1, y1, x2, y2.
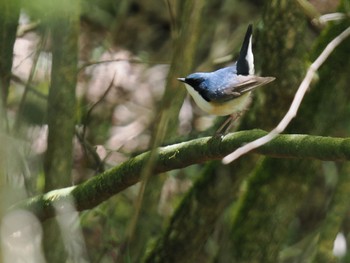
(184, 83, 251, 116)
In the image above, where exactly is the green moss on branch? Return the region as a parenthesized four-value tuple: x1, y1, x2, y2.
(13, 129, 350, 221)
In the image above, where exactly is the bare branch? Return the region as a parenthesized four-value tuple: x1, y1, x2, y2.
(222, 26, 350, 164)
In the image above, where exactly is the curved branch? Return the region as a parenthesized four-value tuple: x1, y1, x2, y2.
(223, 25, 350, 164)
(13, 129, 350, 221)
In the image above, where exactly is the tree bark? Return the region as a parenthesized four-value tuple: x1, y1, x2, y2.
(227, 1, 309, 262)
(44, 0, 79, 191)
(42, 1, 80, 262)
(0, 0, 20, 126)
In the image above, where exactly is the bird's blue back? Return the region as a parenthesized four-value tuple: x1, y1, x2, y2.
(186, 65, 241, 103)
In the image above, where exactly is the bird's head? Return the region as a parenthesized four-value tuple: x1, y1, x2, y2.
(177, 73, 206, 90)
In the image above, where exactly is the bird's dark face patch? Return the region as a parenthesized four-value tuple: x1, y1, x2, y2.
(184, 76, 212, 102)
(185, 76, 204, 89)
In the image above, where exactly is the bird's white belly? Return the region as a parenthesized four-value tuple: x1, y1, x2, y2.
(184, 84, 251, 116)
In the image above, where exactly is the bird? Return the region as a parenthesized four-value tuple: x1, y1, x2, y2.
(177, 24, 275, 128)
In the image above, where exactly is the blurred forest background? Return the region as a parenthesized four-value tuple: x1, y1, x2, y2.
(1, 0, 350, 262)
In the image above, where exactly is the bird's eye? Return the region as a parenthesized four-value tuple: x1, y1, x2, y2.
(186, 77, 204, 88)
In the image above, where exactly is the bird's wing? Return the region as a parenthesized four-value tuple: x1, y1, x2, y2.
(215, 75, 275, 102)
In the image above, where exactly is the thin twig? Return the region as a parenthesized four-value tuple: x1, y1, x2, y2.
(82, 72, 116, 139)
(318, 13, 347, 24)
(75, 129, 105, 173)
(11, 74, 47, 99)
(222, 26, 350, 164)
(78, 58, 168, 72)
(14, 34, 47, 130)
(165, 0, 177, 39)
(77, 73, 116, 173)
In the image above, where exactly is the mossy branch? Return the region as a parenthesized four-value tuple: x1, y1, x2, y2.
(13, 129, 350, 221)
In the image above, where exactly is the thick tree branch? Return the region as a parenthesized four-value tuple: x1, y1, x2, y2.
(13, 130, 350, 221)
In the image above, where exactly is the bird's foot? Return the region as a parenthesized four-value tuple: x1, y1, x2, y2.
(215, 112, 243, 136)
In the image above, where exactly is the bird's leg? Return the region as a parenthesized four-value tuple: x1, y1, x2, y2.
(215, 116, 233, 135)
(215, 111, 243, 135)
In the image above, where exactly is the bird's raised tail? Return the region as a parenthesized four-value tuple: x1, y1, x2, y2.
(237, 24, 254, 76)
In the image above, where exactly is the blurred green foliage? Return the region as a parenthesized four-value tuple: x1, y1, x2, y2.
(1, 0, 350, 262)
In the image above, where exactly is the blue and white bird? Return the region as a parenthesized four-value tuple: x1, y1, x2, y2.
(178, 24, 275, 117)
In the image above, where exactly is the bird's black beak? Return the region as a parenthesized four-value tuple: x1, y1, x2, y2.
(177, 78, 186, 83)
